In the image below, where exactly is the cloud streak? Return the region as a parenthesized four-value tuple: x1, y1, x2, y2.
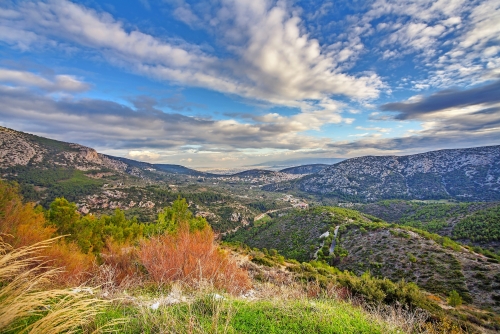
(0, 68, 90, 92)
(381, 80, 500, 119)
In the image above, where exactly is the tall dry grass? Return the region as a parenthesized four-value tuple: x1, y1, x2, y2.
(139, 224, 251, 294)
(0, 237, 109, 333)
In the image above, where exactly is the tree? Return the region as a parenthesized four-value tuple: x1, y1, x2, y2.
(448, 290, 462, 307)
(155, 197, 208, 234)
(48, 197, 80, 236)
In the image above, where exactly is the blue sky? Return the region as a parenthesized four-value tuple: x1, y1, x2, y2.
(0, 0, 499, 167)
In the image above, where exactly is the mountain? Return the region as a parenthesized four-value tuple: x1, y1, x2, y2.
(232, 169, 277, 177)
(296, 145, 500, 202)
(108, 156, 216, 177)
(279, 164, 329, 174)
(0, 126, 210, 177)
(250, 157, 344, 169)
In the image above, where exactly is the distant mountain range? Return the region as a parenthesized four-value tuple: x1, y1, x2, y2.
(250, 157, 344, 169)
(296, 146, 500, 201)
(0, 126, 335, 178)
(279, 164, 329, 174)
(3, 126, 500, 202)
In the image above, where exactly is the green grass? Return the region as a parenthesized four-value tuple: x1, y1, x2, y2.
(96, 297, 398, 334)
(230, 300, 393, 334)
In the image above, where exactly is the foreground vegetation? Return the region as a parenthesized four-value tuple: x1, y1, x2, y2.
(1, 180, 495, 333)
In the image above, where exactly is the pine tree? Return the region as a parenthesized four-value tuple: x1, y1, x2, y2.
(448, 290, 462, 307)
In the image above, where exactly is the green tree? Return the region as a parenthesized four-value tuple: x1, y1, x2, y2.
(48, 197, 80, 236)
(155, 197, 208, 234)
(447, 290, 462, 307)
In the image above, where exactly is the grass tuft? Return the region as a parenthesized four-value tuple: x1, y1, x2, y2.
(0, 237, 113, 333)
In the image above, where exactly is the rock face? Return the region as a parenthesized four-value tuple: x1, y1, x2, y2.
(0, 127, 45, 166)
(298, 146, 500, 201)
(0, 126, 136, 173)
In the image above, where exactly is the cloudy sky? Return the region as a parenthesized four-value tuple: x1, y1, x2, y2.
(0, 0, 499, 167)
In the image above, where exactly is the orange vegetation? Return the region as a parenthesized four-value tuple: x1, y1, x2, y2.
(139, 223, 251, 294)
(100, 238, 141, 286)
(0, 181, 94, 286)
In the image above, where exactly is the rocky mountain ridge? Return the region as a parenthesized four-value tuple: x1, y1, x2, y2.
(297, 145, 500, 201)
(0, 126, 126, 170)
(0, 126, 208, 178)
(279, 164, 329, 175)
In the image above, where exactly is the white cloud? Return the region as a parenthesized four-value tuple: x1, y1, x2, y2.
(128, 150, 161, 160)
(0, 68, 89, 92)
(0, 0, 382, 122)
(355, 126, 391, 133)
(0, 86, 334, 156)
(365, 0, 500, 88)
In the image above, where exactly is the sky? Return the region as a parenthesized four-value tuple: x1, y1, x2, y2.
(0, 0, 499, 168)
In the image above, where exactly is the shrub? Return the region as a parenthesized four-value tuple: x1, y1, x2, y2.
(139, 223, 251, 294)
(448, 290, 463, 307)
(99, 238, 142, 287)
(0, 181, 54, 247)
(0, 180, 95, 286)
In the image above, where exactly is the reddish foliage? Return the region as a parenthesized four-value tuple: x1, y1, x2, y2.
(0, 181, 95, 286)
(306, 282, 322, 298)
(139, 224, 251, 294)
(0, 183, 54, 247)
(334, 286, 352, 301)
(44, 242, 95, 286)
(100, 238, 141, 286)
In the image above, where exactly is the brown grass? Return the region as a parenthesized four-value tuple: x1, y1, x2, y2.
(139, 224, 251, 294)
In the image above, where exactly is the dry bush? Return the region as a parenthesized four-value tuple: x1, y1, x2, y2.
(93, 239, 143, 295)
(426, 294, 442, 303)
(45, 241, 95, 286)
(0, 237, 109, 333)
(363, 302, 429, 334)
(139, 224, 251, 294)
(0, 182, 54, 248)
(0, 181, 95, 286)
(322, 282, 352, 301)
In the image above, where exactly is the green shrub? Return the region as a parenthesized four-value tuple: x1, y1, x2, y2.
(448, 290, 463, 307)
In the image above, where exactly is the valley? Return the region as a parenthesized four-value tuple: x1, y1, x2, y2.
(2, 126, 500, 332)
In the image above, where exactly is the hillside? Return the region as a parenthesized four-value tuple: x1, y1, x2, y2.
(225, 206, 370, 262)
(232, 169, 277, 177)
(0, 126, 212, 178)
(3, 179, 477, 334)
(295, 146, 500, 202)
(334, 223, 500, 312)
(279, 164, 329, 174)
(357, 200, 500, 250)
(225, 206, 500, 315)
